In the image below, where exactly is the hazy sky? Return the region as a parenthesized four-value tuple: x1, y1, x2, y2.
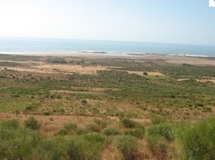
(0, 0, 215, 45)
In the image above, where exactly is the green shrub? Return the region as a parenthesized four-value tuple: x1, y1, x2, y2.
(58, 128, 69, 136)
(23, 103, 38, 113)
(28, 138, 66, 160)
(43, 111, 52, 115)
(76, 128, 90, 135)
(87, 124, 101, 132)
(0, 127, 41, 159)
(103, 127, 121, 135)
(0, 119, 67, 159)
(143, 72, 148, 75)
(176, 118, 215, 160)
(147, 135, 168, 160)
(14, 110, 20, 115)
(124, 127, 145, 139)
(67, 138, 86, 160)
(147, 123, 175, 141)
(94, 119, 108, 129)
(115, 135, 138, 160)
(121, 118, 137, 128)
(82, 132, 107, 144)
(124, 111, 138, 118)
(1, 119, 19, 129)
(24, 117, 41, 130)
(202, 107, 212, 112)
(65, 123, 77, 130)
(67, 132, 107, 160)
(151, 116, 166, 125)
(58, 123, 78, 136)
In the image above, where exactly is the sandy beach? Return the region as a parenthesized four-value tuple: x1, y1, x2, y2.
(2, 51, 215, 66)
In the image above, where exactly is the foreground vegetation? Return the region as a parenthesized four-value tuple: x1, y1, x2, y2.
(0, 54, 215, 159)
(1, 117, 215, 160)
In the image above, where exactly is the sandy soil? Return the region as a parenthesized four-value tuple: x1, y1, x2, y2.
(197, 79, 215, 83)
(50, 90, 102, 95)
(177, 78, 215, 83)
(127, 70, 164, 76)
(165, 56, 215, 66)
(51, 88, 121, 94)
(4, 63, 109, 75)
(35, 64, 109, 75)
(2, 60, 165, 76)
(177, 78, 190, 82)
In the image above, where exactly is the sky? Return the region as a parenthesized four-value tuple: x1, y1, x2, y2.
(0, 0, 215, 46)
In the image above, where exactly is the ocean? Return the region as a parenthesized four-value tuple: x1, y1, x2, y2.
(0, 38, 215, 57)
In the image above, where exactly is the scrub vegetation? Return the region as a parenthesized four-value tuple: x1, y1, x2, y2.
(0, 54, 215, 159)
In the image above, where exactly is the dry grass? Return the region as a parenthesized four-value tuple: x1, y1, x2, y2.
(0, 113, 99, 133)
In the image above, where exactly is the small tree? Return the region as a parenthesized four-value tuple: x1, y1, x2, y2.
(24, 117, 41, 130)
(143, 72, 148, 75)
(121, 118, 136, 128)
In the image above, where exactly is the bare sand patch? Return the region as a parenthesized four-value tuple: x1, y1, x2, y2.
(50, 90, 102, 95)
(50, 87, 121, 94)
(4, 62, 110, 75)
(1, 54, 214, 79)
(177, 78, 190, 81)
(177, 78, 215, 83)
(197, 79, 215, 83)
(91, 88, 121, 92)
(127, 71, 164, 76)
(35, 64, 109, 75)
(3, 61, 165, 77)
(166, 57, 215, 66)
(6, 67, 55, 74)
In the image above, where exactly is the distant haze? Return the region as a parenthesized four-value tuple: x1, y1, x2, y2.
(0, 0, 215, 46)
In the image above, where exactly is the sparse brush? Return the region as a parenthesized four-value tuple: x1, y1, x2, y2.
(65, 123, 78, 131)
(87, 124, 101, 132)
(147, 123, 175, 141)
(121, 118, 137, 128)
(58, 123, 78, 135)
(76, 128, 90, 135)
(124, 127, 145, 139)
(103, 127, 121, 135)
(151, 115, 167, 125)
(94, 118, 108, 129)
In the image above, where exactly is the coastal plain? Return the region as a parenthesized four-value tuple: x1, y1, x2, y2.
(0, 53, 215, 160)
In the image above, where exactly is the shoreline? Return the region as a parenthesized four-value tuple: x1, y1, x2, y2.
(0, 50, 214, 58)
(1, 51, 215, 66)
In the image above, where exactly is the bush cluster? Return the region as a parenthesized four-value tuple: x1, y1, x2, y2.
(115, 135, 139, 160)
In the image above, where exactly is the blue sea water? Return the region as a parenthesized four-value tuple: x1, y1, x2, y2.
(0, 38, 215, 57)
